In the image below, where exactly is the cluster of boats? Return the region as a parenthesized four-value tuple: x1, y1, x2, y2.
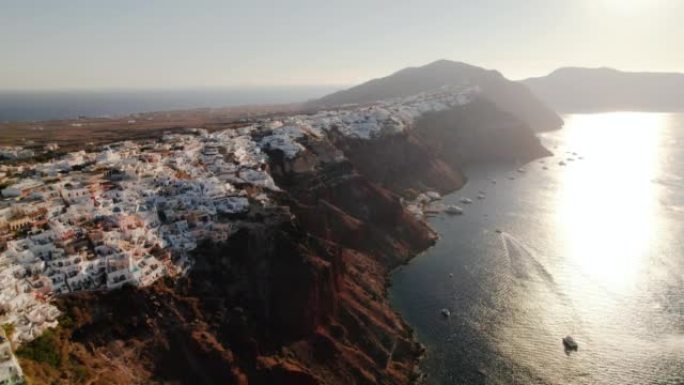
(435, 157, 584, 354)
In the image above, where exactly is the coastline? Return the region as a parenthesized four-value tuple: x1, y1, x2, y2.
(6, 95, 554, 384)
(386, 252, 430, 384)
(382, 152, 558, 384)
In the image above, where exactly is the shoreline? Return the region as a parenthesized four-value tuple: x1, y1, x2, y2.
(383, 153, 554, 384)
(386, 252, 431, 384)
(5, 91, 555, 384)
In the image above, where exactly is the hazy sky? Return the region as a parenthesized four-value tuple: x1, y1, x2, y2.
(1, 0, 683, 90)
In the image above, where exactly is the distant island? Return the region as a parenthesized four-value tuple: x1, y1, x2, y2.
(522, 67, 684, 113)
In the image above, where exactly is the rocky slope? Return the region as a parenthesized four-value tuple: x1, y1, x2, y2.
(15, 78, 555, 385)
(17, 160, 435, 385)
(522, 67, 684, 112)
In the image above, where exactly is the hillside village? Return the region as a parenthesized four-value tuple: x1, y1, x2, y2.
(0, 86, 475, 384)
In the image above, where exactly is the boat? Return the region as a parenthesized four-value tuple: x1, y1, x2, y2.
(562, 336, 578, 350)
(459, 197, 473, 204)
(477, 193, 486, 200)
(441, 308, 451, 318)
(426, 191, 441, 201)
(445, 205, 464, 215)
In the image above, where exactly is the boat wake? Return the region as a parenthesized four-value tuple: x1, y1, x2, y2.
(500, 232, 555, 285)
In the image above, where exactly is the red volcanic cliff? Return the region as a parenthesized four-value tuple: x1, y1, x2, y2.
(328, 99, 550, 197)
(17, 102, 551, 385)
(19, 183, 431, 385)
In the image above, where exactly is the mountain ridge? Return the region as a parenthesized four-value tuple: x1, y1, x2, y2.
(308, 60, 563, 132)
(522, 67, 684, 112)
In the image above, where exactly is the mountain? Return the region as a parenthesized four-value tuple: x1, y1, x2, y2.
(522, 67, 684, 113)
(309, 60, 563, 132)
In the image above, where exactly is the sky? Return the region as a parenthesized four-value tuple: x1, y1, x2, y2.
(1, 0, 683, 90)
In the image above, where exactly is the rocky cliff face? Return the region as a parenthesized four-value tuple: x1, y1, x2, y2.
(333, 99, 550, 197)
(412, 99, 552, 165)
(17, 97, 552, 384)
(19, 180, 431, 385)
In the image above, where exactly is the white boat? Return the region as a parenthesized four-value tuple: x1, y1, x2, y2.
(445, 205, 464, 215)
(460, 197, 473, 204)
(441, 308, 451, 318)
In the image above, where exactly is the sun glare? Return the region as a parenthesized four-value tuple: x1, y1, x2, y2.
(555, 113, 667, 292)
(602, 0, 657, 14)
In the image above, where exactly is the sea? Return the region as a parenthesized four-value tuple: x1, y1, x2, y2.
(390, 112, 684, 385)
(0, 86, 341, 122)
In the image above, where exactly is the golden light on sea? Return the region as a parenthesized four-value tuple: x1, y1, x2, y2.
(555, 112, 667, 293)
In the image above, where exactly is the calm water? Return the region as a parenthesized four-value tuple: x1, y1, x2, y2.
(0, 86, 341, 122)
(390, 112, 684, 385)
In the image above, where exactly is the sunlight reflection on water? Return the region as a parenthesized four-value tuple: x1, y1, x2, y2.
(390, 112, 684, 385)
(554, 112, 667, 293)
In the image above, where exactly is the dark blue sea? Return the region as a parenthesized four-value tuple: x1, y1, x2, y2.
(0, 86, 340, 122)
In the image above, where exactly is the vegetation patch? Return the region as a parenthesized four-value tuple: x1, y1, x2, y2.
(16, 329, 62, 368)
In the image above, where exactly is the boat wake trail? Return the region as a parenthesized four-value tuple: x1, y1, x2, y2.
(500, 232, 555, 285)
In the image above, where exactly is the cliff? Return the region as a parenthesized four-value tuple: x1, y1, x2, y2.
(326, 99, 549, 199)
(18, 175, 433, 385)
(15, 81, 552, 385)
